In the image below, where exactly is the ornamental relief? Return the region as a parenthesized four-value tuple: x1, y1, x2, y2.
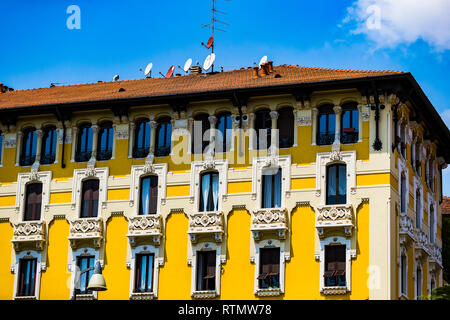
(252, 208, 287, 225)
(4, 137, 17, 148)
(189, 211, 223, 229)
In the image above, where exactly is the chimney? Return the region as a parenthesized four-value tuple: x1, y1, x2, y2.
(189, 65, 202, 74)
(252, 66, 259, 78)
(267, 61, 273, 73)
(0, 83, 11, 93)
(260, 63, 268, 76)
(176, 73, 181, 77)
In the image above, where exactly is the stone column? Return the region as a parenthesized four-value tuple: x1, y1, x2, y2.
(333, 105, 342, 150)
(269, 110, 279, 153)
(311, 107, 318, 145)
(90, 124, 100, 160)
(34, 129, 44, 163)
(71, 126, 78, 162)
(248, 112, 255, 150)
(15, 131, 23, 165)
(128, 121, 135, 158)
(208, 115, 217, 155)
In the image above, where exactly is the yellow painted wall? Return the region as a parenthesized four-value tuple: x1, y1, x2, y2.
(291, 177, 315, 190)
(357, 173, 390, 186)
(0, 196, 15, 207)
(99, 215, 130, 300)
(107, 189, 130, 201)
(228, 181, 252, 194)
(49, 192, 71, 204)
(166, 185, 190, 197)
(0, 222, 14, 300)
(40, 219, 71, 300)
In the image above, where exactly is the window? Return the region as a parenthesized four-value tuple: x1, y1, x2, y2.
(430, 205, 435, 243)
(80, 179, 99, 218)
(134, 253, 154, 293)
(0, 131, 2, 163)
(416, 266, 422, 300)
(24, 183, 42, 221)
(430, 278, 436, 297)
(262, 168, 282, 209)
(216, 112, 232, 153)
(75, 256, 95, 295)
(97, 121, 113, 161)
(414, 142, 421, 174)
(196, 251, 216, 291)
(155, 117, 172, 157)
(199, 172, 219, 212)
(400, 255, 407, 295)
(254, 109, 271, 150)
(317, 105, 335, 146)
(258, 248, 280, 289)
(415, 189, 421, 229)
(428, 159, 434, 191)
(41, 126, 57, 165)
(133, 119, 151, 158)
(341, 104, 359, 144)
(277, 107, 294, 148)
(192, 114, 210, 154)
(76, 124, 93, 162)
(17, 258, 37, 297)
(399, 124, 406, 158)
(139, 176, 158, 215)
(326, 164, 346, 205)
(324, 245, 346, 287)
(20, 128, 37, 166)
(400, 174, 407, 213)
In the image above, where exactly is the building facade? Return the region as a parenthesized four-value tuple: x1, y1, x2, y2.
(0, 64, 448, 300)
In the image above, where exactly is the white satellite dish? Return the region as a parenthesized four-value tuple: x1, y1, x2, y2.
(113, 74, 119, 81)
(183, 58, 193, 73)
(144, 63, 153, 76)
(203, 53, 216, 71)
(259, 55, 268, 67)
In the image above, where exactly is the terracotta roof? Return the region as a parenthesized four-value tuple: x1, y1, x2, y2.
(443, 196, 450, 215)
(0, 65, 402, 110)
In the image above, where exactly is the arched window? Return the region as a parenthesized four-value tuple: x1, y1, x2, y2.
(97, 121, 113, 161)
(155, 117, 172, 157)
(415, 189, 421, 229)
(199, 171, 219, 212)
(135, 253, 154, 293)
(428, 159, 434, 191)
(430, 204, 435, 243)
(277, 107, 294, 148)
(341, 103, 359, 144)
(192, 114, 210, 154)
(254, 109, 271, 150)
(416, 266, 422, 300)
(139, 175, 158, 215)
(20, 128, 37, 166)
(41, 126, 57, 165)
(76, 123, 93, 162)
(400, 124, 406, 158)
(317, 105, 335, 146)
(17, 258, 37, 297)
(80, 179, 99, 218)
(414, 142, 421, 174)
(326, 164, 346, 205)
(262, 168, 282, 209)
(133, 119, 151, 158)
(216, 112, 232, 153)
(400, 254, 407, 295)
(76, 256, 95, 295)
(400, 173, 407, 213)
(24, 183, 42, 221)
(324, 245, 346, 287)
(196, 250, 216, 291)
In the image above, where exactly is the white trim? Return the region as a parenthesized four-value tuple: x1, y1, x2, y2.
(71, 167, 109, 216)
(16, 171, 52, 220)
(12, 250, 43, 300)
(69, 247, 100, 300)
(190, 242, 222, 299)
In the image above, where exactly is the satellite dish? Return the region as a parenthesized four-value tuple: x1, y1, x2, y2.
(144, 63, 153, 76)
(206, 36, 214, 49)
(113, 75, 119, 81)
(183, 58, 193, 73)
(166, 65, 175, 78)
(203, 53, 216, 71)
(259, 55, 268, 67)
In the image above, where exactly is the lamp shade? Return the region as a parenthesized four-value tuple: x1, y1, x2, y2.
(87, 261, 107, 291)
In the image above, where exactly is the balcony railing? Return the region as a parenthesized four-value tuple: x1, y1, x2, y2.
(155, 146, 170, 157)
(40, 153, 56, 165)
(341, 130, 358, 144)
(96, 150, 112, 161)
(68, 217, 103, 249)
(132, 147, 149, 159)
(315, 204, 353, 239)
(279, 136, 294, 148)
(12, 221, 46, 251)
(188, 211, 224, 242)
(19, 155, 36, 166)
(127, 215, 162, 247)
(317, 133, 335, 146)
(399, 212, 415, 247)
(250, 208, 288, 240)
(428, 243, 442, 267)
(75, 151, 92, 162)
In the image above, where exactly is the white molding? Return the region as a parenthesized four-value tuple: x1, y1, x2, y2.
(16, 171, 52, 220)
(71, 167, 109, 216)
(129, 163, 168, 214)
(128, 244, 161, 299)
(12, 250, 43, 300)
(190, 242, 222, 299)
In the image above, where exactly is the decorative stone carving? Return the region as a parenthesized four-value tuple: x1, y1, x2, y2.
(414, 228, 430, 260)
(115, 128, 129, 140)
(428, 243, 442, 269)
(315, 204, 353, 239)
(12, 221, 46, 252)
(250, 208, 288, 240)
(191, 290, 217, 299)
(143, 155, 155, 174)
(188, 211, 224, 243)
(68, 217, 103, 249)
(255, 288, 282, 297)
(127, 215, 162, 247)
(296, 116, 312, 126)
(399, 212, 415, 248)
(329, 150, 342, 162)
(130, 292, 155, 300)
(4, 137, 17, 148)
(322, 287, 348, 295)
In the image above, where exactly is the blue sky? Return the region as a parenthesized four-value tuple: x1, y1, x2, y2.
(1, 0, 449, 193)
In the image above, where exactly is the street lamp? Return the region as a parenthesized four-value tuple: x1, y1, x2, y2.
(72, 261, 107, 300)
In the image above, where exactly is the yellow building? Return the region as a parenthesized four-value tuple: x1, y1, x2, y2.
(0, 63, 448, 300)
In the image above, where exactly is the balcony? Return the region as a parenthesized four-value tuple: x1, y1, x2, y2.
(187, 211, 224, 243)
(399, 212, 415, 248)
(250, 208, 288, 240)
(127, 215, 162, 247)
(315, 204, 353, 239)
(11, 221, 46, 252)
(428, 243, 443, 270)
(68, 217, 103, 249)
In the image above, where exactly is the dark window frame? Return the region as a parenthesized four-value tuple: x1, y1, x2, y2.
(324, 245, 346, 287)
(155, 117, 172, 157)
(400, 255, 407, 295)
(340, 104, 359, 144)
(254, 109, 272, 150)
(20, 127, 37, 166)
(133, 119, 151, 158)
(24, 183, 42, 221)
(192, 114, 210, 154)
(317, 105, 335, 146)
(400, 173, 407, 213)
(97, 121, 113, 161)
(139, 175, 158, 215)
(40, 125, 57, 165)
(199, 171, 219, 212)
(261, 168, 282, 209)
(17, 258, 37, 297)
(196, 250, 216, 291)
(75, 255, 95, 295)
(258, 248, 280, 289)
(76, 123, 93, 162)
(326, 164, 347, 205)
(80, 179, 99, 218)
(216, 112, 232, 153)
(277, 107, 294, 148)
(134, 253, 154, 293)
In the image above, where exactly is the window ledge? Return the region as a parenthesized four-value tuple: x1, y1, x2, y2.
(75, 293, 95, 300)
(14, 295, 37, 300)
(130, 292, 155, 300)
(192, 290, 218, 299)
(255, 288, 282, 297)
(322, 286, 348, 295)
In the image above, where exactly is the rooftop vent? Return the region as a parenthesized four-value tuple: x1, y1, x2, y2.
(189, 65, 202, 74)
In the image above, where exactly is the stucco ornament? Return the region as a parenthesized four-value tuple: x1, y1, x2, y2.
(143, 154, 155, 174)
